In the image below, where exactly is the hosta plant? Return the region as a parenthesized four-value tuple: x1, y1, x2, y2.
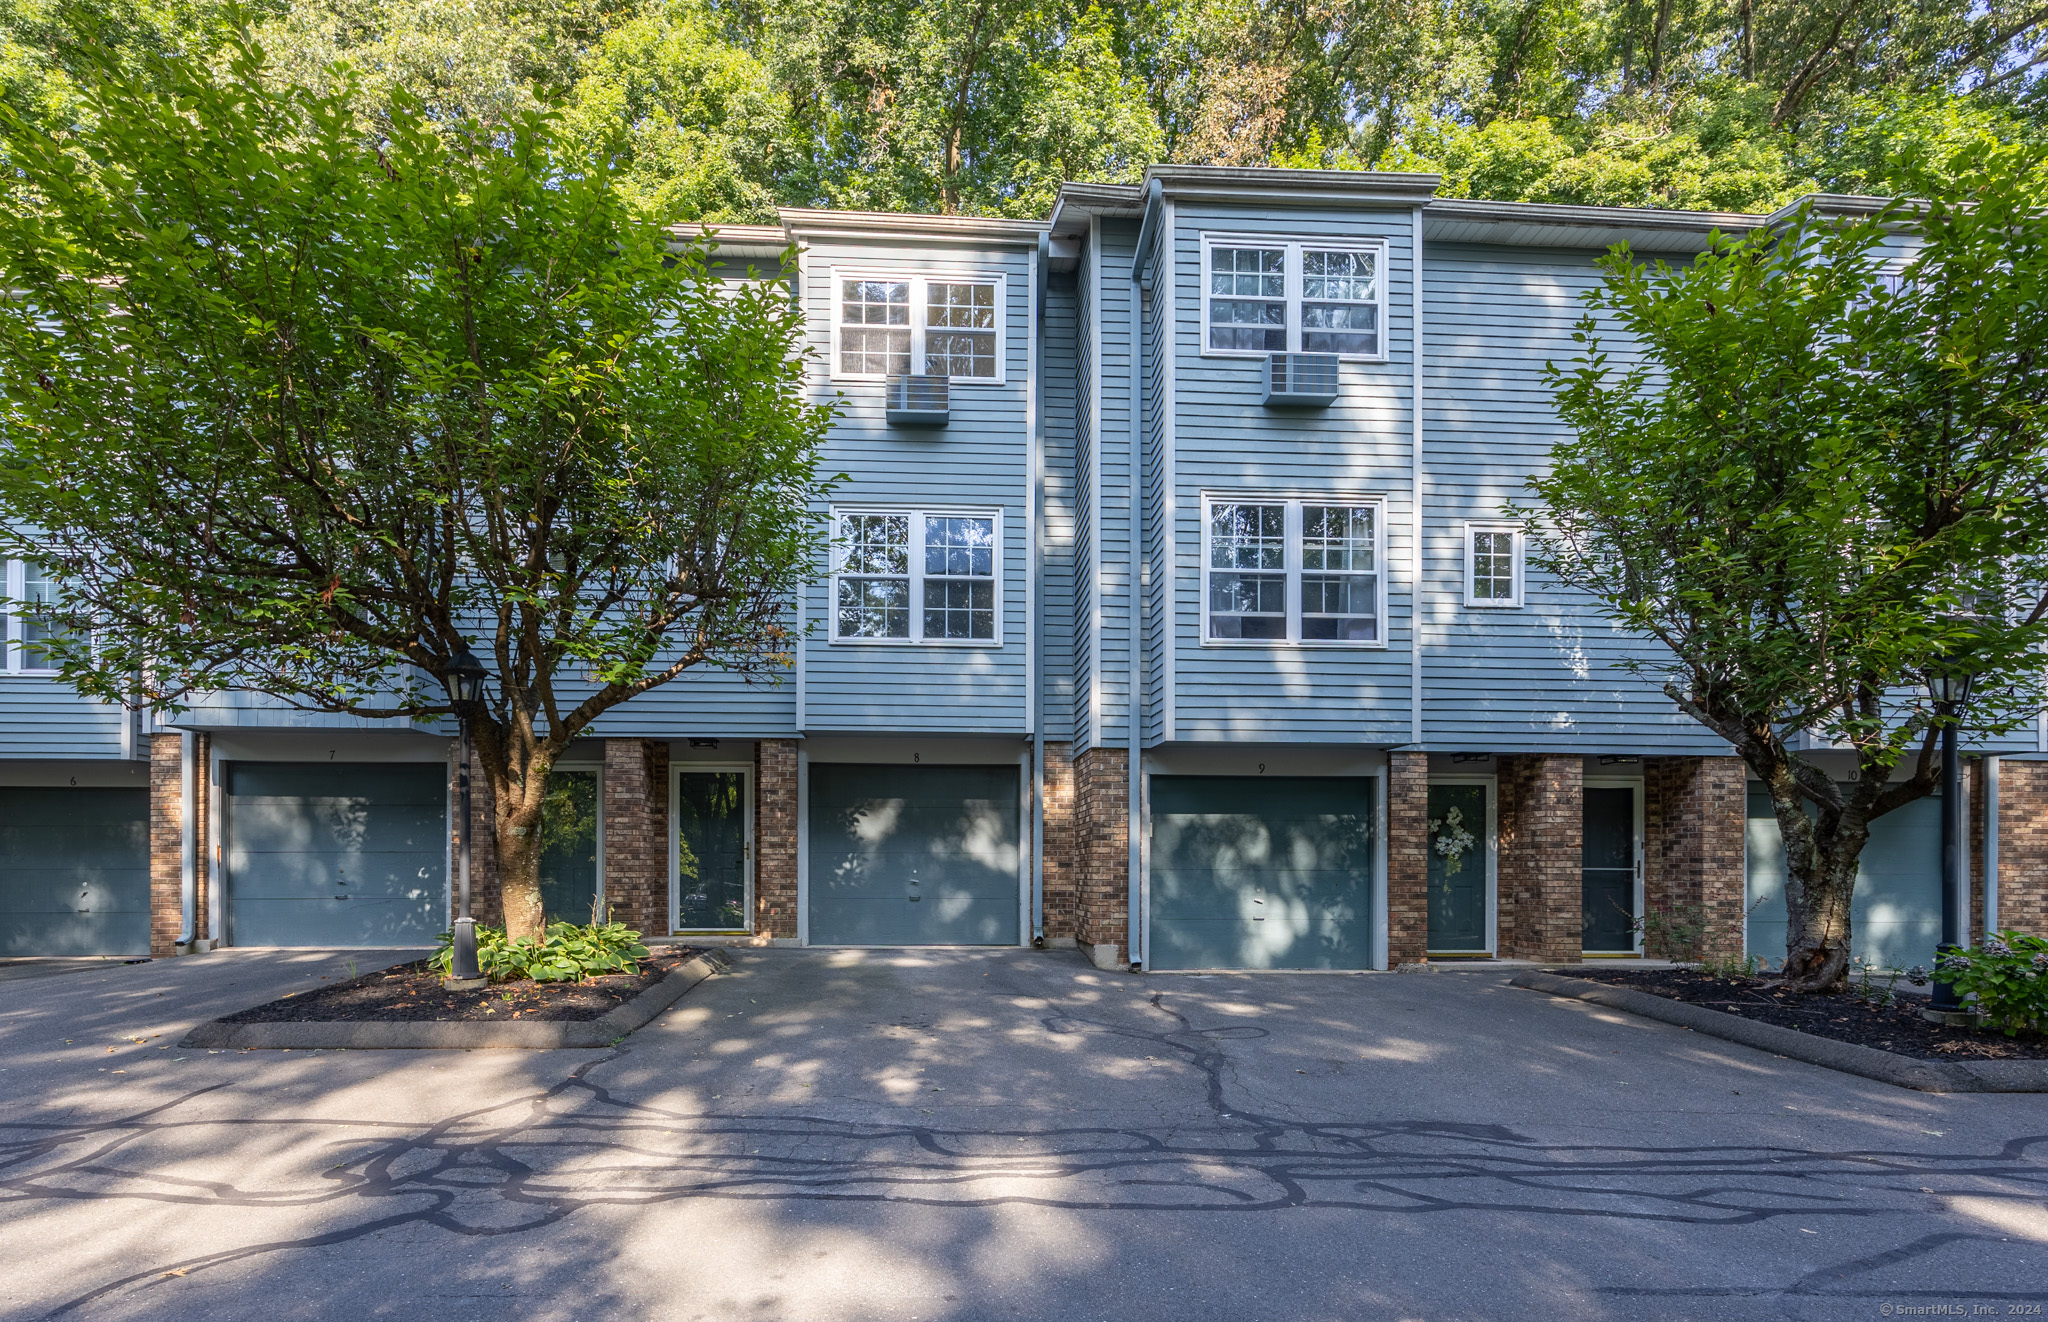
(1930, 931, 2048, 1036)
(432, 920, 651, 984)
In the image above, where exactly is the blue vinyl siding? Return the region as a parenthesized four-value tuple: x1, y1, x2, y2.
(797, 238, 1035, 734)
(1419, 243, 1730, 754)
(0, 679, 132, 757)
(1041, 273, 1078, 741)
(1080, 219, 1139, 750)
(1069, 240, 1096, 751)
(1166, 205, 1419, 746)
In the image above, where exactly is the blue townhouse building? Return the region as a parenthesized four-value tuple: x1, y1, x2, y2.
(1, 167, 2040, 972)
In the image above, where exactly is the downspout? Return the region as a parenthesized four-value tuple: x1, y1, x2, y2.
(1032, 233, 1047, 945)
(1985, 755, 2000, 937)
(1409, 205, 1425, 747)
(178, 730, 195, 947)
(1129, 178, 1161, 971)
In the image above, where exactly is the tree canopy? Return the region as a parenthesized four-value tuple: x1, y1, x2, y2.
(4, 0, 2042, 220)
(0, 37, 838, 940)
(1528, 149, 2048, 990)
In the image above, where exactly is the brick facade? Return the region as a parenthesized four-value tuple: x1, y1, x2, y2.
(754, 739, 799, 939)
(600, 740, 668, 935)
(148, 734, 182, 956)
(1642, 756, 1747, 961)
(1994, 759, 2048, 938)
(1040, 741, 1077, 942)
(1386, 751, 1429, 964)
(1072, 745, 1129, 966)
(1496, 754, 1583, 962)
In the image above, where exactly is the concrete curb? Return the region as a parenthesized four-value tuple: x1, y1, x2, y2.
(180, 950, 729, 1050)
(1510, 970, 2048, 1094)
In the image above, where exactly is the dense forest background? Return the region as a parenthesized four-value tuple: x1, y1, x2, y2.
(4, 0, 2043, 221)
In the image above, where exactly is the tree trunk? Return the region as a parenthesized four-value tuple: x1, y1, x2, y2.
(474, 718, 557, 945)
(1779, 817, 1859, 991)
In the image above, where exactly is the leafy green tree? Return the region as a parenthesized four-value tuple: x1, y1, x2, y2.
(1528, 149, 2048, 991)
(0, 39, 837, 942)
(560, 0, 795, 223)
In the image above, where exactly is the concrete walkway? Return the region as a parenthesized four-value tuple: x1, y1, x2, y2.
(1, 946, 2044, 1320)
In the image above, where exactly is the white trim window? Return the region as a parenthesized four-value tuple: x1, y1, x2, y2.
(1464, 524, 1524, 608)
(832, 508, 1002, 644)
(1202, 236, 1389, 360)
(5, 559, 70, 673)
(1203, 496, 1384, 646)
(831, 271, 1006, 383)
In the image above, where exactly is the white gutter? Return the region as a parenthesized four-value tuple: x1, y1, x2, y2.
(1409, 205, 1425, 747)
(1985, 755, 2000, 937)
(178, 730, 195, 946)
(1030, 235, 1046, 944)
(1128, 178, 1161, 970)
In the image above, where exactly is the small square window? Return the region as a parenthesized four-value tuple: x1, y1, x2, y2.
(1466, 526, 1523, 608)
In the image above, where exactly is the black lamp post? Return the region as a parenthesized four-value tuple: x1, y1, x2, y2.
(1923, 665, 1977, 1013)
(445, 646, 487, 987)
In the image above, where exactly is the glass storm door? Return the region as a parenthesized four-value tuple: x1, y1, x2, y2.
(1581, 786, 1639, 953)
(1426, 783, 1489, 952)
(676, 771, 749, 931)
(538, 768, 601, 925)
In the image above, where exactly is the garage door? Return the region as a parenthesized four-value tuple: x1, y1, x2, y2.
(1746, 787, 1940, 972)
(1150, 776, 1374, 971)
(226, 763, 445, 947)
(0, 788, 149, 957)
(807, 764, 1020, 945)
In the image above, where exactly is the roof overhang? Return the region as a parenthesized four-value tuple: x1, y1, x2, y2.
(664, 223, 792, 259)
(777, 207, 1045, 247)
(1421, 198, 1764, 253)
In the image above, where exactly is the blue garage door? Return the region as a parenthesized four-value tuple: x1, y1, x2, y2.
(807, 764, 1020, 946)
(227, 762, 446, 947)
(1150, 776, 1375, 971)
(0, 788, 149, 957)
(1745, 787, 1941, 972)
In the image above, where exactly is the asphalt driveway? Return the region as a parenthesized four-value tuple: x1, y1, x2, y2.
(1, 946, 2044, 1321)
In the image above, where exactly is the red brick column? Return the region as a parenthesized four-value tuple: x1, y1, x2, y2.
(602, 740, 666, 935)
(149, 733, 182, 956)
(753, 739, 799, 939)
(1386, 751, 1429, 965)
(1995, 760, 2048, 938)
(1041, 741, 1078, 942)
(1072, 745, 1129, 967)
(1496, 754, 1583, 962)
(1643, 756, 1747, 961)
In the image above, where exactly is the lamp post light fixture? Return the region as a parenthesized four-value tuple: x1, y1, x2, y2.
(1922, 664, 1978, 1015)
(445, 646, 488, 990)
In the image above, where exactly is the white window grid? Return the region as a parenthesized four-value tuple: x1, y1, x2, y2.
(4, 558, 66, 673)
(1464, 523, 1525, 608)
(1199, 234, 1391, 362)
(829, 507, 1004, 646)
(828, 269, 1007, 384)
(1200, 495, 1387, 648)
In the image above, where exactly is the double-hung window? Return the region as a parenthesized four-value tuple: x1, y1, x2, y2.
(5, 559, 71, 673)
(1203, 497, 1384, 645)
(833, 272, 1005, 383)
(832, 509, 1001, 644)
(1203, 237, 1388, 359)
(1464, 524, 1524, 608)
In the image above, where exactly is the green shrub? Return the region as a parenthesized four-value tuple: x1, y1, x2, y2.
(1931, 930, 2048, 1036)
(431, 919, 651, 984)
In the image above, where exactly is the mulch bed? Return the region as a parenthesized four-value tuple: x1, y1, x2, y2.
(218, 947, 702, 1024)
(1564, 966, 2048, 1062)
